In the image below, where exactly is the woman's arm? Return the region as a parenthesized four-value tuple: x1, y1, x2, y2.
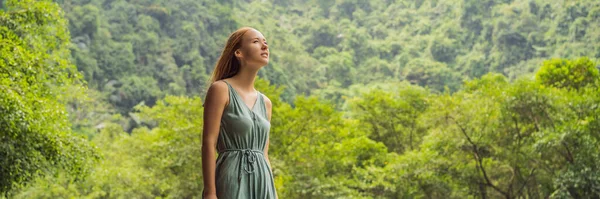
(263, 94, 273, 167)
(202, 81, 229, 198)
(262, 95, 278, 199)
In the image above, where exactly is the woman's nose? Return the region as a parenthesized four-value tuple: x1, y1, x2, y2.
(262, 42, 268, 50)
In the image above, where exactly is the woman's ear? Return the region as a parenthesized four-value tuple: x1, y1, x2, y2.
(234, 49, 243, 59)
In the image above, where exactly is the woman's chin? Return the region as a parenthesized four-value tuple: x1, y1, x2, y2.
(247, 61, 268, 69)
(258, 59, 269, 66)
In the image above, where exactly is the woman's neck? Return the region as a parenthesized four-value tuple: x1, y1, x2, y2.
(231, 66, 260, 92)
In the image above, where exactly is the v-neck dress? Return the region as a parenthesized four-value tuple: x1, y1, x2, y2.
(209, 80, 277, 199)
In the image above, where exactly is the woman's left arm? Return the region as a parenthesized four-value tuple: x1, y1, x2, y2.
(263, 94, 273, 168)
(263, 94, 278, 198)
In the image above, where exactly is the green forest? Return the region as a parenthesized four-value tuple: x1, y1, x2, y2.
(1, 0, 600, 198)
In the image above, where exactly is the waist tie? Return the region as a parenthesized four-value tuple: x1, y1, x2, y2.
(218, 149, 264, 183)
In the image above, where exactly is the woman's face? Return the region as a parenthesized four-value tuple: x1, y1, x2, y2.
(236, 29, 269, 67)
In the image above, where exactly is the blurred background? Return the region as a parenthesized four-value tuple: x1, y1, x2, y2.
(1, 0, 599, 198)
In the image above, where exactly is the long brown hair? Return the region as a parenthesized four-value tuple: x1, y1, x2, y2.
(209, 27, 253, 83)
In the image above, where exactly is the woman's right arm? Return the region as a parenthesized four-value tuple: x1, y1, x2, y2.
(202, 81, 229, 198)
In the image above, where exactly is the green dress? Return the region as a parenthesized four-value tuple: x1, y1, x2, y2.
(209, 80, 277, 199)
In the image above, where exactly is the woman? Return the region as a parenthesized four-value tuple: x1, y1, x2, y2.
(202, 27, 277, 199)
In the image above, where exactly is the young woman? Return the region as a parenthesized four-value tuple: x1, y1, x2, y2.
(202, 27, 277, 199)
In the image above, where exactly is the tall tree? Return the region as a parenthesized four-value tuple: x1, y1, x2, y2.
(0, 0, 96, 195)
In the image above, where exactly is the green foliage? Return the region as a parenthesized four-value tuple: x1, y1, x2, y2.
(63, 87, 117, 139)
(0, 0, 96, 195)
(389, 72, 600, 198)
(270, 96, 391, 198)
(13, 96, 205, 198)
(536, 57, 599, 90)
(63, 0, 235, 113)
(349, 83, 430, 153)
(404, 58, 461, 92)
(61, 0, 600, 115)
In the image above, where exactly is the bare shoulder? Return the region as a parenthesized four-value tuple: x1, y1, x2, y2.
(208, 81, 228, 92)
(204, 81, 229, 107)
(262, 93, 272, 109)
(261, 93, 273, 121)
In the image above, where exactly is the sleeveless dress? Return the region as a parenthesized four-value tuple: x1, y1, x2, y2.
(208, 80, 277, 199)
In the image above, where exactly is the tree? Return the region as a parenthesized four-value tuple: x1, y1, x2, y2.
(393, 73, 600, 198)
(0, 0, 96, 194)
(536, 57, 599, 90)
(13, 96, 205, 198)
(349, 83, 430, 153)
